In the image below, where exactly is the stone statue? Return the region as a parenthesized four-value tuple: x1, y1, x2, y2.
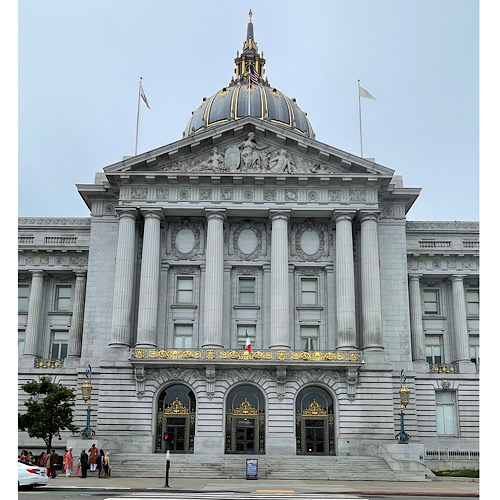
(238, 132, 267, 171)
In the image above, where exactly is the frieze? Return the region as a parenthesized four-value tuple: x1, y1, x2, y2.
(19, 218, 91, 226)
(407, 221, 479, 231)
(131, 348, 361, 363)
(19, 253, 88, 267)
(160, 133, 343, 175)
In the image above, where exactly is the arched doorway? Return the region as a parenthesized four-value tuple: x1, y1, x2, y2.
(225, 385, 265, 454)
(155, 384, 196, 453)
(296, 386, 335, 455)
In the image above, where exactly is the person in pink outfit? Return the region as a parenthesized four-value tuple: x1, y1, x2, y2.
(64, 447, 73, 477)
(75, 457, 82, 477)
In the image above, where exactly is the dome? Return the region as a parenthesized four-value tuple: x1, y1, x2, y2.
(183, 11, 315, 140)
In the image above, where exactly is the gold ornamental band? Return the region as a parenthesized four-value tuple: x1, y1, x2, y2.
(132, 348, 360, 362)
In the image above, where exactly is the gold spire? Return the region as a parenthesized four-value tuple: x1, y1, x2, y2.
(248, 9, 253, 23)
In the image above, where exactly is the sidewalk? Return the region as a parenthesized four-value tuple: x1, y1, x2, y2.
(41, 473, 479, 497)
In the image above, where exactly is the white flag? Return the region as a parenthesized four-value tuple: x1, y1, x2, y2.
(359, 85, 375, 99)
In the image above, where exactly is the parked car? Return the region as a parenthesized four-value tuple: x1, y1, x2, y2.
(18, 460, 48, 488)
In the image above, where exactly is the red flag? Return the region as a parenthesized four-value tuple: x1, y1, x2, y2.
(140, 82, 150, 109)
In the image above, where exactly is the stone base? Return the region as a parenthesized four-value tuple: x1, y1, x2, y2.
(379, 443, 427, 472)
(265, 435, 296, 455)
(194, 435, 225, 455)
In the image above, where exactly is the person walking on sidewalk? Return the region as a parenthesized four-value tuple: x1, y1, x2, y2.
(102, 453, 110, 478)
(96, 449, 105, 478)
(75, 457, 82, 477)
(80, 450, 88, 479)
(64, 447, 73, 476)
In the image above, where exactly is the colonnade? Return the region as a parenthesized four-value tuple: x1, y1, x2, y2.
(108, 208, 385, 352)
(408, 273, 472, 365)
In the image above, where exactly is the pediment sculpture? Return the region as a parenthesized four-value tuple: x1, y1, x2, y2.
(163, 132, 341, 175)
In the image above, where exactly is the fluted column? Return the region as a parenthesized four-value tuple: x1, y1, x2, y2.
(68, 271, 87, 357)
(136, 209, 163, 348)
(269, 210, 291, 349)
(23, 270, 45, 358)
(359, 211, 383, 350)
(202, 209, 226, 348)
(110, 209, 137, 347)
(451, 275, 470, 362)
(333, 210, 357, 350)
(408, 273, 426, 361)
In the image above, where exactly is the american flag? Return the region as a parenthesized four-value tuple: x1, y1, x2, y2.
(250, 66, 260, 85)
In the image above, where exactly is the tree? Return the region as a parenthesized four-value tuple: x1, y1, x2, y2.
(18, 377, 79, 452)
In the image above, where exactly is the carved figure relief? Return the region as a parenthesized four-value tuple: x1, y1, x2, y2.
(160, 133, 343, 175)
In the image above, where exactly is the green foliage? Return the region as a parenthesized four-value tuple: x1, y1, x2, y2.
(18, 376, 79, 452)
(433, 469, 479, 478)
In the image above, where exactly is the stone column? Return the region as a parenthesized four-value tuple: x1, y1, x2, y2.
(68, 271, 87, 357)
(359, 211, 383, 350)
(136, 209, 163, 348)
(269, 210, 291, 349)
(451, 275, 470, 362)
(23, 270, 45, 358)
(333, 210, 357, 350)
(325, 264, 336, 351)
(202, 209, 226, 348)
(110, 209, 137, 347)
(408, 273, 426, 362)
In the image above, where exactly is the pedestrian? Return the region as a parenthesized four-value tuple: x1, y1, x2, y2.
(80, 449, 88, 478)
(88, 444, 98, 472)
(45, 452, 51, 475)
(97, 449, 105, 478)
(75, 457, 82, 477)
(64, 447, 73, 476)
(49, 449, 58, 478)
(37, 452, 46, 467)
(27, 451, 35, 465)
(61, 450, 67, 475)
(102, 453, 110, 478)
(20, 450, 27, 463)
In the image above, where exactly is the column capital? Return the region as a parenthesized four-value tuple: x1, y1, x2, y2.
(408, 273, 423, 281)
(332, 209, 357, 223)
(29, 270, 46, 278)
(205, 209, 226, 222)
(140, 208, 164, 220)
(116, 207, 138, 219)
(72, 270, 87, 278)
(450, 274, 468, 282)
(358, 210, 381, 223)
(269, 210, 291, 222)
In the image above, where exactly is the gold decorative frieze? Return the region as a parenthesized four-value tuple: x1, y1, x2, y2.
(163, 397, 189, 415)
(430, 364, 459, 374)
(233, 398, 258, 415)
(35, 359, 63, 369)
(131, 348, 361, 363)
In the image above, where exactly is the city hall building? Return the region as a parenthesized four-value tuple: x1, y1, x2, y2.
(18, 13, 479, 477)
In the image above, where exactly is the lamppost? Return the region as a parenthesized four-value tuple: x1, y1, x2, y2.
(395, 369, 411, 444)
(81, 365, 95, 439)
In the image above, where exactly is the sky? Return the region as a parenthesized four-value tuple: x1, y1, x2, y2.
(16, 0, 481, 222)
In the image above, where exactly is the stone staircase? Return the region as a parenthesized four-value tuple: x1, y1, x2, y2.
(111, 454, 426, 481)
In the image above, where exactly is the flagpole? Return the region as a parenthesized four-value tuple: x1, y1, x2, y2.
(248, 64, 251, 116)
(135, 77, 142, 156)
(358, 79, 363, 158)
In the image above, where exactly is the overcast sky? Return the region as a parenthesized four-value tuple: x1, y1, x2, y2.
(17, 0, 480, 221)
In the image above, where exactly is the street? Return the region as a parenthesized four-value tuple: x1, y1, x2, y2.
(17, 489, 478, 500)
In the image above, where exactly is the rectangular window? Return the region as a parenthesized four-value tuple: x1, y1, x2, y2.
(55, 285, 72, 311)
(176, 277, 193, 304)
(18, 285, 29, 312)
(469, 335, 479, 366)
(18, 330, 25, 358)
(423, 289, 440, 315)
(466, 289, 479, 315)
(50, 330, 69, 359)
(300, 325, 319, 351)
(300, 278, 318, 306)
(425, 335, 443, 364)
(436, 391, 457, 436)
(238, 277, 256, 305)
(237, 325, 256, 349)
(174, 325, 193, 348)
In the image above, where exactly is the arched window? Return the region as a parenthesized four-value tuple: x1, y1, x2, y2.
(155, 384, 196, 453)
(296, 386, 335, 455)
(225, 385, 265, 454)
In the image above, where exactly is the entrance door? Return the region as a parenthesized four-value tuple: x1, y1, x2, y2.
(304, 418, 325, 454)
(235, 417, 256, 452)
(165, 417, 187, 452)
